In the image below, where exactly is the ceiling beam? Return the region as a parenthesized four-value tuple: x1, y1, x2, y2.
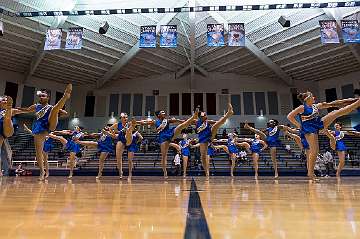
(97, 0, 188, 89)
(23, 1, 77, 83)
(197, 4, 293, 86)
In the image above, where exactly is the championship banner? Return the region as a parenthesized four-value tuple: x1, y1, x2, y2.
(65, 27, 83, 50)
(160, 25, 177, 48)
(319, 20, 340, 44)
(44, 29, 62, 50)
(207, 24, 225, 47)
(341, 20, 360, 43)
(140, 25, 156, 48)
(228, 23, 245, 47)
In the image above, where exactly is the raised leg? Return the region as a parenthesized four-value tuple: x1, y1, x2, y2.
(48, 84, 72, 131)
(160, 141, 170, 178)
(34, 133, 47, 181)
(211, 103, 234, 139)
(68, 152, 76, 179)
(199, 143, 209, 178)
(182, 156, 188, 177)
(116, 142, 125, 178)
(323, 130, 336, 151)
(322, 99, 360, 129)
(284, 131, 303, 150)
(43, 152, 49, 179)
(270, 147, 279, 179)
(253, 153, 259, 180)
(96, 152, 108, 179)
(76, 140, 98, 148)
(336, 151, 346, 178)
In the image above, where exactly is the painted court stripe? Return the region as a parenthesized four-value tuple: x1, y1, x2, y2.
(184, 178, 211, 239)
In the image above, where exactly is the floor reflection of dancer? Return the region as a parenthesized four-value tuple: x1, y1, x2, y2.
(75, 126, 114, 179)
(15, 85, 72, 180)
(287, 91, 359, 181)
(140, 109, 198, 178)
(194, 103, 234, 178)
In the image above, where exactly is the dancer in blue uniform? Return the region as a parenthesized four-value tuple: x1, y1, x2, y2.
(23, 124, 58, 178)
(238, 134, 267, 179)
(141, 109, 198, 178)
(75, 126, 114, 179)
(169, 133, 195, 177)
(51, 126, 86, 179)
(324, 122, 360, 178)
(16, 85, 72, 180)
(287, 91, 360, 181)
(123, 128, 143, 180)
(194, 103, 234, 178)
(245, 120, 284, 179)
(217, 133, 250, 177)
(109, 113, 142, 179)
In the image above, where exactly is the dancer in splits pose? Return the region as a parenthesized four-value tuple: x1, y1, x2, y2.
(16, 85, 72, 180)
(74, 126, 114, 179)
(244, 120, 285, 179)
(109, 114, 142, 179)
(287, 91, 360, 181)
(140, 109, 198, 178)
(324, 122, 360, 178)
(238, 134, 267, 180)
(194, 103, 234, 178)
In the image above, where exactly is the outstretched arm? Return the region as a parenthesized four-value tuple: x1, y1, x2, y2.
(244, 122, 266, 140)
(283, 130, 303, 150)
(287, 106, 303, 129)
(259, 140, 268, 151)
(23, 124, 33, 135)
(346, 131, 360, 137)
(59, 109, 68, 117)
(317, 98, 358, 109)
(13, 105, 36, 116)
(281, 125, 299, 134)
(53, 130, 73, 135)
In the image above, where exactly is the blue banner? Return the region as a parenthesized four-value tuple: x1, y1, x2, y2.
(65, 27, 83, 50)
(207, 24, 224, 47)
(44, 29, 62, 50)
(140, 25, 156, 48)
(160, 25, 177, 48)
(341, 20, 360, 43)
(319, 20, 340, 44)
(228, 23, 245, 47)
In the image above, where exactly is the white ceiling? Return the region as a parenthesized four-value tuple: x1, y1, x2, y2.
(0, 0, 359, 87)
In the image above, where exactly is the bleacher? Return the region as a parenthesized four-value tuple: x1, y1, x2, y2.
(6, 129, 360, 175)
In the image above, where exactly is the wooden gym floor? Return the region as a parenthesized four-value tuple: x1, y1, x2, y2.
(0, 176, 359, 239)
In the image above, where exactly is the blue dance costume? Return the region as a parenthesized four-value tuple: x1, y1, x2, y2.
(300, 103, 324, 134)
(266, 126, 281, 148)
(250, 139, 262, 154)
(155, 119, 175, 144)
(32, 104, 53, 135)
(196, 119, 212, 143)
(300, 131, 309, 150)
(65, 131, 84, 154)
(334, 130, 347, 152)
(117, 122, 128, 144)
(207, 143, 216, 156)
(127, 132, 140, 153)
(179, 139, 191, 157)
(227, 138, 239, 154)
(43, 137, 54, 153)
(97, 133, 114, 153)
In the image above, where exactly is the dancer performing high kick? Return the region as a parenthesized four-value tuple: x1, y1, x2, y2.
(16, 85, 72, 180)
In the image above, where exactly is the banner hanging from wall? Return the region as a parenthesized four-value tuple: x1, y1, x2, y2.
(160, 25, 177, 48)
(65, 27, 83, 49)
(319, 20, 340, 44)
(207, 24, 225, 47)
(228, 23, 245, 47)
(44, 29, 62, 50)
(139, 25, 156, 48)
(341, 20, 360, 43)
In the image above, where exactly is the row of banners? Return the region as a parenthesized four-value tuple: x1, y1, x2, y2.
(43, 20, 360, 50)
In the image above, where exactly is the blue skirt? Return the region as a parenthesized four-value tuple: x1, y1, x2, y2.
(43, 142, 53, 153)
(267, 138, 281, 148)
(301, 118, 324, 134)
(32, 120, 49, 135)
(65, 140, 81, 154)
(207, 147, 215, 156)
(228, 145, 239, 154)
(158, 127, 175, 144)
(181, 148, 190, 157)
(336, 141, 347, 152)
(98, 142, 113, 153)
(127, 143, 138, 153)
